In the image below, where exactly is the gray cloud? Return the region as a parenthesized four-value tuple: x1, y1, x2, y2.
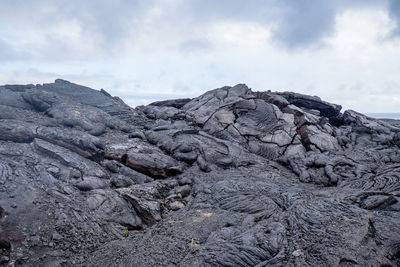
(388, 0, 400, 35)
(181, 0, 386, 49)
(0, 0, 154, 59)
(272, 0, 394, 47)
(0, 0, 393, 59)
(50, 0, 151, 44)
(272, 0, 337, 48)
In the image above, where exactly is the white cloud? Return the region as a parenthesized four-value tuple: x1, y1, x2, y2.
(205, 21, 273, 48)
(326, 9, 397, 58)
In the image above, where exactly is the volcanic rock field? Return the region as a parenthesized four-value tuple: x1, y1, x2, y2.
(0, 79, 399, 266)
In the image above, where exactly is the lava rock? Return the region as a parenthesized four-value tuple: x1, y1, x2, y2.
(0, 80, 399, 267)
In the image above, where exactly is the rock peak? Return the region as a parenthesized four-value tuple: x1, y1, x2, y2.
(54, 78, 71, 84)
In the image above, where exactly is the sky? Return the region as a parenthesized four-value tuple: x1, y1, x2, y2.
(0, 0, 400, 112)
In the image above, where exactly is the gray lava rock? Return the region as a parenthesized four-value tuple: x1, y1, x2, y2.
(0, 80, 399, 267)
(117, 182, 167, 226)
(168, 201, 185, 211)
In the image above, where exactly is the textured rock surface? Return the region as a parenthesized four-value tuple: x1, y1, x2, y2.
(0, 80, 399, 266)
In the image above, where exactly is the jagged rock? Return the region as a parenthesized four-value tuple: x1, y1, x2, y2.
(168, 201, 185, 211)
(277, 91, 342, 118)
(149, 98, 192, 109)
(174, 185, 191, 198)
(0, 80, 399, 266)
(74, 176, 108, 191)
(110, 174, 135, 188)
(117, 182, 167, 226)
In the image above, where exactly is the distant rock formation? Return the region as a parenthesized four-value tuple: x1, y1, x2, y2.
(0, 80, 399, 266)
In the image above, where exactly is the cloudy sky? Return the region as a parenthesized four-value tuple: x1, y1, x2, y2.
(1, 0, 400, 112)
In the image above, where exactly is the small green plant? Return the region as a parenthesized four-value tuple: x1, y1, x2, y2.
(190, 238, 199, 248)
(124, 227, 129, 237)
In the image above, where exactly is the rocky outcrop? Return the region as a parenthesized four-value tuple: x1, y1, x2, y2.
(0, 80, 399, 266)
